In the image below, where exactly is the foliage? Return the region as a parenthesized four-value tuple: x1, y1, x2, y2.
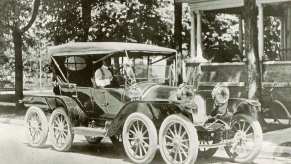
(264, 16, 281, 60)
(43, 0, 173, 47)
(201, 12, 241, 62)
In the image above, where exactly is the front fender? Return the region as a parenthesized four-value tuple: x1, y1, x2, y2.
(228, 98, 261, 119)
(107, 101, 184, 136)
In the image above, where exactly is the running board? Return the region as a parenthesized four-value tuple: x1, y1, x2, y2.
(73, 127, 107, 137)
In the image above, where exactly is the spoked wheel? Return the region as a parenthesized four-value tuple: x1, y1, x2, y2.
(122, 113, 158, 164)
(159, 114, 199, 164)
(198, 138, 219, 158)
(85, 136, 103, 144)
(49, 107, 74, 151)
(225, 114, 263, 163)
(262, 100, 290, 125)
(25, 106, 48, 147)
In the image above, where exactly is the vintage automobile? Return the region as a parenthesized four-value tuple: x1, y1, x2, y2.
(24, 42, 262, 164)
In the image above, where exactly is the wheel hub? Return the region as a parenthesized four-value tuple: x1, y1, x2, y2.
(30, 119, 39, 129)
(134, 131, 143, 144)
(173, 136, 182, 150)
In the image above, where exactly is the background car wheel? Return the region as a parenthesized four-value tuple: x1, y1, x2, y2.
(159, 114, 199, 164)
(85, 136, 103, 144)
(24, 106, 48, 147)
(122, 113, 158, 164)
(225, 114, 263, 163)
(49, 107, 74, 151)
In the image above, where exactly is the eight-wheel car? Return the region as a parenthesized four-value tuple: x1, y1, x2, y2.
(24, 42, 263, 164)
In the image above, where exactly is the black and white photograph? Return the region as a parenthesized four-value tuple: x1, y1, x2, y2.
(0, 0, 291, 163)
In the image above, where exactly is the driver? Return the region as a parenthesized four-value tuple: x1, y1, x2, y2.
(94, 59, 113, 87)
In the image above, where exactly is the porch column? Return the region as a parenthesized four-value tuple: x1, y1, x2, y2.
(196, 10, 207, 62)
(287, 7, 291, 60)
(190, 11, 196, 59)
(280, 15, 286, 60)
(257, 3, 264, 61)
(238, 15, 244, 55)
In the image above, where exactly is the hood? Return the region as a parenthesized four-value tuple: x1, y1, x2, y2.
(136, 82, 177, 101)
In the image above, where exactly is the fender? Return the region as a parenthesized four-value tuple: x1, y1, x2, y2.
(27, 95, 87, 126)
(107, 101, 185, 136)
(228, 98, 261, 119)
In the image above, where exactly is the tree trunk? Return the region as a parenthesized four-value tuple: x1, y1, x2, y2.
(81, 0, 92, 42)
(174, 1, 183, 84)
(244, 0, 262, 100)
(12, 28, 24, 109)
(174, 2, 182, 52)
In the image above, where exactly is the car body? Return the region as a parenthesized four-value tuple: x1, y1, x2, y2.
(24, 42, 262, 164)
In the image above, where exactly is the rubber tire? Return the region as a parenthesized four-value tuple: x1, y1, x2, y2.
(85, 136, 103, 144)
(225, 114, 263, 163)
(24, 106, 49, 147)
(49, 107, 74, 151)
(159, 114, 199, 164)
(122, 112, 158, 164)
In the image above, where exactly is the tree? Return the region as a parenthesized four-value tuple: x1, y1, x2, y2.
(244, 0, 262, 100)
(0, 0, 41, 109)
(43, 0, 172, 46)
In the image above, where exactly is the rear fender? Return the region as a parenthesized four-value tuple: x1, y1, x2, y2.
(228, 98, 261, 119)
(46, 96, 87, 126)
(107, 101, 184, 136)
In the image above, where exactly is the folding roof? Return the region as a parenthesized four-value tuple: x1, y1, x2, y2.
(48, 42, 176, 57)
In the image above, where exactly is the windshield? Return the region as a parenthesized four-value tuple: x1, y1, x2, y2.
(130, 56, 173, 84)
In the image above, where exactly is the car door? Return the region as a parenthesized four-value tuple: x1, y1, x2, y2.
(91, 88, 126, 116)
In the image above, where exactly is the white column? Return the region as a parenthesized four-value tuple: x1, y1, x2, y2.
(258, 4, 264, 61)
(280, 16, 286, 60)
(238, 15, 243, 56)
(195, 10, 207, 62)
(287, 7, 291, 60)
(190, 11, 196, 60)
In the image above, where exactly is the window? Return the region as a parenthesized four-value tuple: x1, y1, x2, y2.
(64, 56, 87, 71)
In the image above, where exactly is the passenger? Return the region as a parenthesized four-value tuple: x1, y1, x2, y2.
(94, 59, 113, 87)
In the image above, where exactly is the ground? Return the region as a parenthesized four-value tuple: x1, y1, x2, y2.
(0, 119, 291, 164)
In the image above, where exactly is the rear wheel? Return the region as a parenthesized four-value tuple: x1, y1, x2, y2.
(25, 106, 48, 147)
(122, 113, 158, 164)
(49, 107, 74, 151)
(225, 114, 262, 163)
(159, 114, 199, 164)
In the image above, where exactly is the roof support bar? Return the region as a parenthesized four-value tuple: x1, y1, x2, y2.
(51, 56, 68, 83)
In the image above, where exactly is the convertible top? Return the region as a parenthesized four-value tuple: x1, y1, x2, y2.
(49, 42, 176, 57)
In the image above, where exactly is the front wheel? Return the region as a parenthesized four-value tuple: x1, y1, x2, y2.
(225, 114, 263, 163)
(49, 107, 74, 151)
(159, 114, 199, 164)
(24, 106, 49, 147)
(122, 113, 158, 164)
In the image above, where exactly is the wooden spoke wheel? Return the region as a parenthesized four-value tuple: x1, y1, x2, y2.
(25, 106, 49, 147)
(49, 107, 74, 151)
(122, 113, 158, 164)
(225, 114, 263, 163)
(159, 114, 199, 164)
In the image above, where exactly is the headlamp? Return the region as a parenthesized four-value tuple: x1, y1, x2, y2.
(128, 84, 142, 101)
(176, 84, 196, 109)
(211, 84, 230, 105)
